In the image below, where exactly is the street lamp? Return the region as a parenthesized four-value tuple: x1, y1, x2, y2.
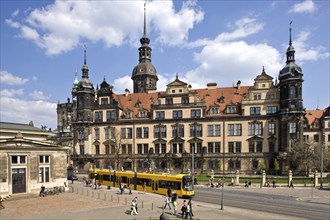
(220, 140, 225, 210)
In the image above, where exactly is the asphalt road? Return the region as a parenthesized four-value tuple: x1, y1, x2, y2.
(194, 187, 330, 220)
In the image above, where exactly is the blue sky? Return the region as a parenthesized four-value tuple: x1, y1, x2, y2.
(1, 0, 329, 130)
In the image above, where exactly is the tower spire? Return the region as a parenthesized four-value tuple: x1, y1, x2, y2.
(143, 3, 147, 37)
(289, 21, 292, 46)
(82, 45, 89, 78)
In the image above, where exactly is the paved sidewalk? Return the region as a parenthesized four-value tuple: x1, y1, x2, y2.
(1, 182, 328, 220)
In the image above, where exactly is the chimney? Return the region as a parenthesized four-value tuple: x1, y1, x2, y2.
(237, 80, 241, 89)
(125, 88, 130, 96)
(207, 83, 217, 90)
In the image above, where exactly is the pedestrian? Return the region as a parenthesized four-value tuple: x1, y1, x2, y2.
(0, 196, 5, 209)
(133, 196, 138, 212)
(289, 180, 294, 188)
(172, 192, 177, 204)
(248, 180, 252, 188)
(245, 180, 248, 187)
(188, 198, 194, 217)
(163, 196, 171, 210)
(143, 182, 146, 193)
(120, 182, 124, 194)
(172, 200, 177, 216)
(97, 181, 101, 189)
(167, 187, 172, 198)
(128, 184, 132, 194)
(272, 180, 276, 188)
(39, 185, 45, 197)
(130, 199, 138, 215)
(181, 199, 187, 218)
(185, 202, 192, 219)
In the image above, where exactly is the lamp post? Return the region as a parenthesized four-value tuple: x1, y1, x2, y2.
(192, 144, 195, 184)
(220, 141, 225, 210)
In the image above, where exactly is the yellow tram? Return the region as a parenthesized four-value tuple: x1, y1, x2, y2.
(88, 168, 195, 198)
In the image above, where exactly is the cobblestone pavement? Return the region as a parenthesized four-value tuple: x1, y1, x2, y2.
(0, 182, 328, 220)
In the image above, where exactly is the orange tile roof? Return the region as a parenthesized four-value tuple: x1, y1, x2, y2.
(305, 109, 325, 126)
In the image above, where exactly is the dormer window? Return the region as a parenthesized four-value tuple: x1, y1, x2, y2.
(219, 96, 225, 103)
(101, 98, 108, 105)
(210, 107, 219, 115)
(124, 111, 132, 119)
(138, 111, 147, 118)
(227, 106, 236, 114)
(166, 97, 173, 105)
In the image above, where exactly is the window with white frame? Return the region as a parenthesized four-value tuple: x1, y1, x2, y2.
(208, 124, 221, 137)
(268, 122, 276, 135)
(11, 155, 26, 164)
(289, 122, 296, 134)
(39, 155, 50, 183)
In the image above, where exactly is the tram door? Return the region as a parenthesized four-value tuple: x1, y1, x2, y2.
(12, 168, 26, 194)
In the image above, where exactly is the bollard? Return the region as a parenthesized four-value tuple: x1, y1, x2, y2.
(152, 203, 153, 211)
(142, 201, 144, 208)
(118, 196, 119, 204)
(87, 190, 88, 196)
(125, 197, 127, 205)
(111, 195, 113, 201)
(104, 194, 106, 200)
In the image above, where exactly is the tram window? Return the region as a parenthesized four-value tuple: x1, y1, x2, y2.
(137, 178, 152, 186)
(122, 176, 128, 183)
(158, 180, 181, 190)
(103, 175, 111, 181)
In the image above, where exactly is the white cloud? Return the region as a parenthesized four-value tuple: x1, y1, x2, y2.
(11, 9, 19, 17)
(292, 31, 329, 63)
(0, 88, 24, 98)
(7, 0, 203, 55)
(184, 41, 282, 88)
(289, 0, 316, 14)
(0, 96, 57, 129)
(29, 90, 50, 100)
(0, 70, 29, 85)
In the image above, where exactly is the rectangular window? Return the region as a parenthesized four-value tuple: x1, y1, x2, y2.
(95, 111, 103, 122)
(249, 142, 254, 152)
(39, 155, 50, 183)
(173, 110, 183, 119)
(235, 142, 241, 153)
(95, 128, 100, 140)
(215, 142, 221, 153)
(138, 144, 142, 154)
(143, 127, 149, 138)
(190, 124, 202, 137)
(228, 142, 234, 153)
(328, 134, 330, 142)
(250, 107, 261, 115)
(105, 145, 110, 154)
(101, 98, 108, 105)
(128, 144, 132, 154)
(166, 97, 173, 105)
(256, 141, 263, 152)
(106, 110, 116, 122)
(137, 128, 142, 138)
(182, 96, 189, 104)
(289, 122, 296, 134)
(156, 111, 165, 119)
(266, 106, 278, 114)
(256, 123, 263, 135)
(191, 109, 201, 118)
(314, 134, 319, 142)
(210, 107, 219, 115)
(248, 123, 255, 136)
(121, 144, 126, 154)
(155, 144, 160, 154)
(104, 128, 109, 139)
(227, 106, 236, 114)
(144, 144, 148, 154)
(208, 125, 221, 137)
(121, 128, 126, 139)
(161, 144, 166, 154)
(173, 125, 184, 137)
(208, 142, 214, 153)
(268, 122, 276, 135)
(95, 145, 100, 155)
(228, 124, 234, 136)
(235, 124, 242, 136)
(80, 145, 84, 155)
(303, 135, 309, 142)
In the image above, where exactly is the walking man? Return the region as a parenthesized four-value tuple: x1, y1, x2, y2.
(163, 196, 171, 210)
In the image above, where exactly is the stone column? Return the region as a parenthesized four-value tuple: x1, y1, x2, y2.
(314, 170, 318, 187)
(288, 170, 293, 186)
(235, 170, 240, 185)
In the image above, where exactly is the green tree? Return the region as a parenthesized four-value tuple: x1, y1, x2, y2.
(258, 161, 266, 171)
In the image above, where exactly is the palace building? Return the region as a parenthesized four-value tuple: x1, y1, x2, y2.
(55, 6, 329, 175)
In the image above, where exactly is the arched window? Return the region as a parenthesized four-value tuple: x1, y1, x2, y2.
(289, 86, 296, 98)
